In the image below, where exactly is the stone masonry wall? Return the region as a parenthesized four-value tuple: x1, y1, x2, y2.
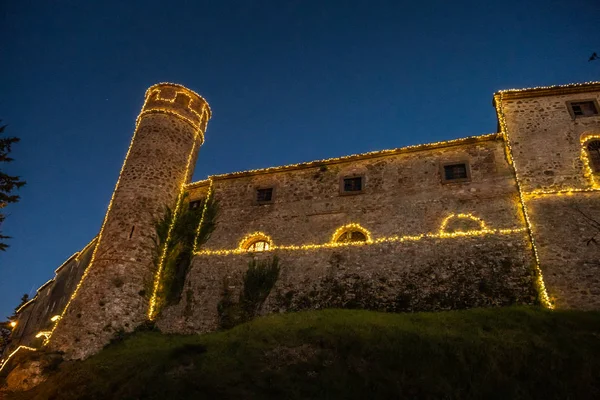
(157, 234, 537, 334)
(7, 238, 96, 355)
(500, 87, 600, 309)
(48, 84, 210, 360)
(525, 192, 600, 309)
(193, 137, 524, 251)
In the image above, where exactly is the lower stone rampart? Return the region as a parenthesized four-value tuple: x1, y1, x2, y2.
(157, 233, 538, 334)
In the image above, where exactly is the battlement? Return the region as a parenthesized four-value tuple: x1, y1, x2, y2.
(140, 83, 212, 138)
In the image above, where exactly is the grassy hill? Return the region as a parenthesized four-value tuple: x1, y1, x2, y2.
(5, 307, 600, 399)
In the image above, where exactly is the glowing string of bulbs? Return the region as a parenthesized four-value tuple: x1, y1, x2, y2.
(0, 346, 37, 373)
(494, 93, 553, 309)
(196, 215, 527, 256)
(147, 106, 209, 320)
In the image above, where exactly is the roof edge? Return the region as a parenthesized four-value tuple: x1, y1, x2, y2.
(495, 81, 600, 100)
(185, 132, 501, 186)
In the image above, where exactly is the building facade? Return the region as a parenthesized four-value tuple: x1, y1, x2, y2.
(3, 81, 600, 364)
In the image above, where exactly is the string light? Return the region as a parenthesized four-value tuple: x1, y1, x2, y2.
(35, 331, 51, 339)
(50, 315, 61, 322)
(439, 213, 488, 233)
(525, 188, 600, 197)
(195, 215, 527, 256)
(147, 104, 210, 321)
(184, 133, 500, 183)
(331, 223, 373, 243)
(15, 298, 36, 314)
(494, 93, 553, 309)
(46, 83, 209, 344)
(581, 135, 600, 188)
(497, 81, 600, 94)
(238, 231, 275, 250)
(0, 346, 37, 373)
(192, 178, 215, 253)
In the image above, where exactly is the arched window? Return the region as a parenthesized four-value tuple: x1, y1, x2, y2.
(335, 231, 367, 243)
(239, 232, 273, 252)
(246, 240, 270, 252)
(586, 140, 600, 173)
(331, 224, 372, 244)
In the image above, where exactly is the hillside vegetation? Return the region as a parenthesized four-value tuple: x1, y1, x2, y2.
(6, 307, 600, 399)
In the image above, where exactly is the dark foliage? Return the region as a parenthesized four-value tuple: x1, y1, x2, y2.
(0, 121, 26, 251)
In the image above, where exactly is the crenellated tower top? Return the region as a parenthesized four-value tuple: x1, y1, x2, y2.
(140, 83, 212, 142)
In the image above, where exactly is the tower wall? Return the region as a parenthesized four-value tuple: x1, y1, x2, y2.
(496, 84, 600, 309)
(48, 84, 211, 359)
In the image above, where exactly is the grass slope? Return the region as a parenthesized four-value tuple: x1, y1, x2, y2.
(8, 307, 600, 400)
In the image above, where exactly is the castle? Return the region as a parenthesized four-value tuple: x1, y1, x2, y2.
(3, 81, 600, 365)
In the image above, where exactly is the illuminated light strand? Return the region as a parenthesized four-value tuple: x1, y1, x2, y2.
(525, 188, 600, 197)
(139, 109, 205, 143)
(581, 135, 600, 189)
(238, 231, 275, 250)
(184, 133, 501, 185)
(439, 213, 488, 234)
(0, 346, 37, 373)
(145, 82, 213, 117)
(35, 331, 51, 339)
(194, 227, 527, 256)
(494, 93, 553, 309)
(74, 237, 98, 262)
(15, 297, 37, 314)
(54, 252, 79, 274)
(50, 315, 61, 322)
(331, 223, 373, 243)
(192, 178, 215, 253)
(44, 86, 159, 345)
(36, 278, 55, 293)
(148, 106, 209, 321)
(497, 81, 600, 94)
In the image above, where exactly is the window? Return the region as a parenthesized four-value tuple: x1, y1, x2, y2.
(341, 176, 364, 194)
(441, 162, 470, 183)
(587, 140, 600, 173)
(189, 199, 203, 209)
(568, 100, 599, 118)
(256, 188, 273, 203)
(246, 240, 270, 252)
(335, 231, 367, 243)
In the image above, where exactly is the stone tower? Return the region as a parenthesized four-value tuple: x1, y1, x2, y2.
(495, 83, 600, 309)
(47, 83, 211, 359)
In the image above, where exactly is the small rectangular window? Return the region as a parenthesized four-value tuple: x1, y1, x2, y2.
(441, 162, 470, 183)
(256, 188, 273, 203)
(341, 176, 363, 193)
(568, 100, 599, 118)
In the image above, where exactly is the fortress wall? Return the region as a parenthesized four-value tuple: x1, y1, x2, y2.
(499, 87, 600, 309)
(8, 239, 96, 352)
(500, 91, 600, 192)
(157, 233, 537, 334)
(525, 192, 600, 309)
(196, 137, 524, 251)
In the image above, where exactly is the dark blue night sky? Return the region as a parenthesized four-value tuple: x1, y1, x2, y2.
(0, 0, 598, 318)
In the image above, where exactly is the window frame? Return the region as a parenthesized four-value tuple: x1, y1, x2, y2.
(440, 161, 472, 184)
(255, 186, 275, 205)
(585, 139, 600, 174)
(566, 99, 600, 119)
(339, 174, 365, 196)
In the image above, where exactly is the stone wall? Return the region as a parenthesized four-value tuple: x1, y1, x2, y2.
(499, 85, 600, 309)
(47, 84, 211, 360)
(157, 233, 537, 334)
(7, 238, 96, 354)
(525, 192, 600, 309)
(191, 136, 524, 251)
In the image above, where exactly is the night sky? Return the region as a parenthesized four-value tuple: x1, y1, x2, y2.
(0, 0, 598, 318)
